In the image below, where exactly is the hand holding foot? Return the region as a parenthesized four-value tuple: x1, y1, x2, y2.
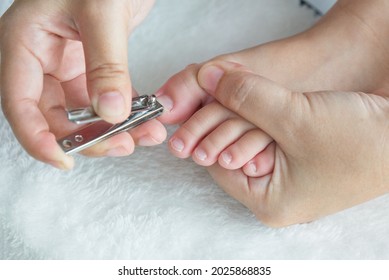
(197, 61, 389, 227)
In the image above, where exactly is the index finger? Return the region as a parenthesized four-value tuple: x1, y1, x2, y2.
(1, 45, 73, 169)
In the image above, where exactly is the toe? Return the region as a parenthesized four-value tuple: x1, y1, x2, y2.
(243, 142, 276, 177)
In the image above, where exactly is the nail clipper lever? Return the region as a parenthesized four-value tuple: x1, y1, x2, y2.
(57, 95, 164, 155)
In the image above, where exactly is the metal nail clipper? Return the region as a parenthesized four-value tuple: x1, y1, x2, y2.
(57, 95, 164, 155)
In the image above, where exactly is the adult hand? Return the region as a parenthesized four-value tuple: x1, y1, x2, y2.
(198, 61, 389, 227)
(0, 0, 166, 169)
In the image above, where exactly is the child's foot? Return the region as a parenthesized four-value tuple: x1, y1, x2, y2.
(168, 100, 274, 176)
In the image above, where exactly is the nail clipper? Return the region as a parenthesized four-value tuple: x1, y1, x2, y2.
(57, 95, 164, 155)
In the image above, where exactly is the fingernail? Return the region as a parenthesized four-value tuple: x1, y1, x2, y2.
(49, 161, 67, 170)
(198, 65, 225, 93)
(170, 137, 184, 152)
(49, 156, 74, 171)
(106, 146, 129, 157)
(97, 91, 125, 117)
(221, 151, 232, 165)
(157, 95, 173, 112)
(195, 148, 207, 161)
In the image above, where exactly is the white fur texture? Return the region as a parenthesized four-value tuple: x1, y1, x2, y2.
(1, 0, 388, 260)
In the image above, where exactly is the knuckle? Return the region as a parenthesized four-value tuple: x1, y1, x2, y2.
(76, 0, 106, 18)
(179, 112, 207, 139)
(283, 92, 312, 144)
(220, 71, 256, 114)
(87, 62, 128, 82)
(76, 0, 128, 20)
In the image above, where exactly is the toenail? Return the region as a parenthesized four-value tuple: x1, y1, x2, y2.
(198, 65, 225, 94)
(221, 151, 232, 165)
(195, 148, 207, 161)
(48, 160, 71, 171)
(248, 160, 257, 173)
(157, 95, 173, 112)
(170, 137, 184, 152)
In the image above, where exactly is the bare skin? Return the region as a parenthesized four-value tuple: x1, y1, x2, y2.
(1, 0, 389, 226)
(0, 0, 166, 169)
(157, 0, 389, 225)
(157, 0, 389, 176)
(197, 61, 389, 227)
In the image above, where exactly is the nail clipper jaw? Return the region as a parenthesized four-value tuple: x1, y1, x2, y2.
(57, 95, 164, 155)
(66, 95, 159, 125)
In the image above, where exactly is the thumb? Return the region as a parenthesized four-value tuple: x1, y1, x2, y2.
(197, 61, 294, 141)
(75, 2, 133, 124)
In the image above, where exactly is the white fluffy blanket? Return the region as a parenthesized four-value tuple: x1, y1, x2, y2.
(1, 0, 388, 260)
